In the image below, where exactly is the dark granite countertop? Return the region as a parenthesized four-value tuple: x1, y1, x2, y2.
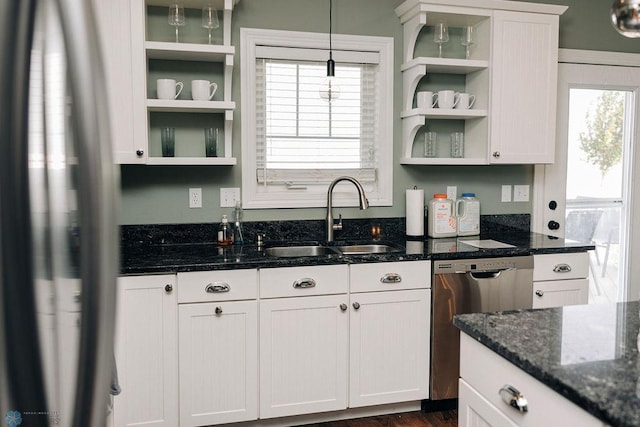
(454, 301, 640, 427)
(120, 231, 593, 275)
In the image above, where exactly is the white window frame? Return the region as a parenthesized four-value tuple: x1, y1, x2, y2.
(240, 27, 393, 209)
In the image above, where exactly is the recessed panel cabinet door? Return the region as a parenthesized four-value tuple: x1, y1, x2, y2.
(532, 279, 589, 309)
(490, 11, 559, 164)
(113, 275, 178, 427)
(349, 289, 430, 407)
(178, 300, 258, 426)
(260, 295, 349, 419)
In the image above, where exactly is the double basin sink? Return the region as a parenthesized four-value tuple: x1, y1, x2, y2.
(264, 243, 403, 258)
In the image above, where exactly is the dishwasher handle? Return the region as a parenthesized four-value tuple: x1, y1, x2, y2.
(468, 268, 513, 279)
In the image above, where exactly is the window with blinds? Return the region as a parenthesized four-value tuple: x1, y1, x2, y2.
(240, 28, 393, 208)
(255, 59, 377, 184)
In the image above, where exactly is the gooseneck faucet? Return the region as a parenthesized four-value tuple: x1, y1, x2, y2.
(326, 176, 369, 242)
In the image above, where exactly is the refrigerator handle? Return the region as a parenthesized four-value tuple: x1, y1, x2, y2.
(54, 0, 120, 426)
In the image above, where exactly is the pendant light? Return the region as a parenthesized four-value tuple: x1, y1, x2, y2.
(319, 0, 341, 102)
(611, 0, 640, 37)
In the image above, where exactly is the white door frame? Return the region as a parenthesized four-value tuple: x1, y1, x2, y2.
(532, 48, 640, 301)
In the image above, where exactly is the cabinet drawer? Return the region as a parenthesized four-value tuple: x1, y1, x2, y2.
(350, 261, 431, 293)
(533, 252, 589, 281)
(259, 265, 348, 298)
(460, 334, 602, 427)
(177, 269, 258, 303)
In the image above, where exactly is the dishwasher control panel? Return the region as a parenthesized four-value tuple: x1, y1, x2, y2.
(433, 256, 534, 274)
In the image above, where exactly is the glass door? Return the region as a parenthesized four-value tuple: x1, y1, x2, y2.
(537, 62, 640, 303)
(565, 88, 630, 303)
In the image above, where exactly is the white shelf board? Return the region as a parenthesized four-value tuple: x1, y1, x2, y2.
(401, 108, 487, 119)
(147, 99, 236, 113)
(400, 157, 487, 165)
(401, 57, 489, 74)
(146, 157, 237, 166)
(145, 41, 234, 61)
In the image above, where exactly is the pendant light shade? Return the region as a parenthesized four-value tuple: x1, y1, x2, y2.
(319, 0, 340, 102)
(611, 0, 640, 37)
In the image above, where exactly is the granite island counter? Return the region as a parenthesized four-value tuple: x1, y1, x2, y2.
(454, 301, 640, 427)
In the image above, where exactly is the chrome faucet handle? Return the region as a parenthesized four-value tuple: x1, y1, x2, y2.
(333, 214, 343, 231)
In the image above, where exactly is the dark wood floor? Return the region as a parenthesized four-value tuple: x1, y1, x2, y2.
(302, 410, 458, 427)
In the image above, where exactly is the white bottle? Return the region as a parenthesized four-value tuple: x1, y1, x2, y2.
(456, 193, 480, 236)
(427, 194, 457, 238)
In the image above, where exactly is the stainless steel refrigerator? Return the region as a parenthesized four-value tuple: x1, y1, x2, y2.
(0, 0, 119, 426)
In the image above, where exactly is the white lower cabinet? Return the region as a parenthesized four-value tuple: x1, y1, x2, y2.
(533, 253, 589, 308)
(259, 265, 349, 419)
(113, 275, 178, 427)
(349, 261, 431, 407)
(459, 333, 603, 427)
(177, 269, 259, 426)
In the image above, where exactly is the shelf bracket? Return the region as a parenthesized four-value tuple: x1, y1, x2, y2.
(403, 12, 426, 63)
(402, 115, 425, 159)
(403, 63, 426, 112)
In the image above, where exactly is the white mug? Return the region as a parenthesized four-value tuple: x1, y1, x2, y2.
(157, 79, 183, 100)
(437, 90, 460, 109)
(455, 93, 476, 110)
(417, 91, 438, 109)
(191, 80, 218, 101)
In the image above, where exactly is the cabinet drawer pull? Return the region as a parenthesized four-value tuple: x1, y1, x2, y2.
(535, 289, 544, 297)
(293, 278, 316, 289)
(340, 303, 348, 311)
(205, 282, 230, 293)
(215, 306, 223, 315)
(499, 385, 528, 413)
(380, 273, 401, 284)
(553, 263, 572, 273)
(352, 302, 360, 310)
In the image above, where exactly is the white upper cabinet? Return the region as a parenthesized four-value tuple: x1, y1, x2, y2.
(396, 0, 566, 165)
(490, 11, 560, 164)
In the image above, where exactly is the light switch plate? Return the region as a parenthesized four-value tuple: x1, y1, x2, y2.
(501, 185, 512, 202)
(513, 185, 530, 202)
(446, 186, 457, 201)
(220, 188, 240, 207)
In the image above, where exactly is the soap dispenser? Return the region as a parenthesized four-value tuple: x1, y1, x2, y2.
(217, 214, 234, 246)
(233, 201, 244, 245)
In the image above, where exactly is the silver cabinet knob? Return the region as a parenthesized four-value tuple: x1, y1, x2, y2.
(499, 385, 528, 412)
(215, 306, 223, 315)
(535, 289, 544, 297)
(136, 149, 144, 157)
(493, 151, 501, 158)
(352, 302, 360, 310)
(164, 284, 173, 293)
(340, 303, 347, 311)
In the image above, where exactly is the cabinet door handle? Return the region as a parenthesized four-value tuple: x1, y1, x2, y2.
(293, 278, 316, 289)
(553, 263, 572, 273)
(340, 303, 348, 311)
(164, 284, 173, 293)
(136, 149, 144, 157)
(535, 289, 544, 297)
(215, 306, 223, 315)
(499, 384, 528, 412)
(352, 302, 360, 310)
(493, 151, 501, 158)
(380, 273, 401, 284)
(205, 282, 230, 293)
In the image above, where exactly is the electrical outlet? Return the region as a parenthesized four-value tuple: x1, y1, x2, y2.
(501, 185, 512, 203)
(220, 187, 240, 208)
(446, 186, 457, 201)
(189, 188, 202, 208)
(513, 185, 530, 202)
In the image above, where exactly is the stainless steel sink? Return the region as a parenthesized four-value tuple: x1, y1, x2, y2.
(335, 244, 402, 255)
(264, 245, 341, 258)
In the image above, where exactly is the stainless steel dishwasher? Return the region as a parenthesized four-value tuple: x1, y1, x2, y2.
(430, 256, 534, 400)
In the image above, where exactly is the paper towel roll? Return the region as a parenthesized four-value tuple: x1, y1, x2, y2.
(406, 188, 425, 236)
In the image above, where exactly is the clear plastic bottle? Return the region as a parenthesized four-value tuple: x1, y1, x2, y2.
(233, 201, 244, 245)
(427, 194, 457, 238)
(217, 214, 234, 246)
(456, 193, 480, 236)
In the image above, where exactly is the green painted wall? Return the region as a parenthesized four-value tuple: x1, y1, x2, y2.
(120, 0, 638, 225)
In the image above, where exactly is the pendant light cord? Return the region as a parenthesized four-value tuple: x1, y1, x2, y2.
(329, 0, 333, 58)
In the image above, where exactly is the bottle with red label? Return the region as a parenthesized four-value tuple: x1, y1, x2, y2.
(427, 194, 457, 238)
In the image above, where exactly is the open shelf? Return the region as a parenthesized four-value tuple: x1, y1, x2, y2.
(146, 156, 237, 165)
(401, 108, 487, 120)
(401, 57, 489, 75)
(145, 41, 235, 61)
(400, 157, 487, 165)
(147, 99, 236, 113)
